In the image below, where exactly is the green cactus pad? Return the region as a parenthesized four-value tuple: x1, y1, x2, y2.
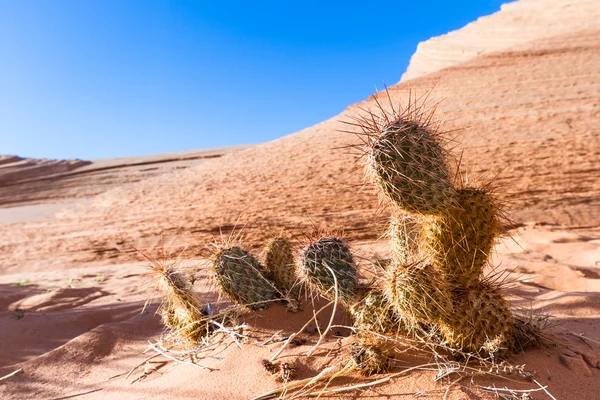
(441, 283, 513, 356)
(262, 237, 298, 296)
(367, 121, 455, 214)
(421, 187, 501, 288)
(350, 288, 404, 335)
(301, 237, 356, 303)
(212, 246, 276, 310)
(388, 210, 422, 264)
(382, 261, 453, 329)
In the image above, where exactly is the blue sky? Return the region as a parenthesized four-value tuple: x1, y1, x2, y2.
(0, 1, 505, 160)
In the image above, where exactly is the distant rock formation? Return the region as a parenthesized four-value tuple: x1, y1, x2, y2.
(0, 155, 90, 186)
(401, 0, 600, 81)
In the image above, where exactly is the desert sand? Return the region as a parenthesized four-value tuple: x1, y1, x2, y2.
(1, 0, 600, 398)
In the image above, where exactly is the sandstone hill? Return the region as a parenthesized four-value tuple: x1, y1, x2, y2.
(1, 8, 598, 272)
(401, 0, 600, 81)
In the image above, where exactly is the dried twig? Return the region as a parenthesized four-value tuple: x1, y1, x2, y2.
(252, 360, 357, 400)
(0, 368, 23, 383)
(561, 328, 600, 346)
(306, 263, 340, 356)
(534, 379, 557, 400)
(147, 341, 215, 371)
(269, 300, 334, 362)
(210, 320, 248, 349)
(125, 353, 162, 380)
(303, 362, 441, 397)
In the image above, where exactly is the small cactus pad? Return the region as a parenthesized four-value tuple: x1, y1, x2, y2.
(383, 261, 453, 329)
(350, 288, 404, 335)
(212, 246, 276, 310)
(388, 210, 422, 264)
(351, 340, 391, 375)
(367, 121, 455, 214)
(262, 237, 298, 296)
(152, 266, 208, 342)
(421, 187, 501, 288)
(441, 283, 513, 356)
(301, 237, 356, 302)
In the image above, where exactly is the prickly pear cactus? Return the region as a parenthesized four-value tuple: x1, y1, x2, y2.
(212, 246, 276, 310)
(421, 187, 501, 288)
(349, 288, 403, 335)
(382, 261, 453, 330)
(367, 121, 455, 214)
(262, 237, 298, 296)
(351, 340, 391, 375)
(388, 210, 422, 264)
(157, 267, 208, 341)
(440, 283, 513, 356)
(301, 237, 356, 303)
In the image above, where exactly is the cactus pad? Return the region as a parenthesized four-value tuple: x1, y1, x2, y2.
(388, 210, 422, 264)
(151, 266, 208, 342)
(441, 283, 513, 356)
(301, 237, 356, 303)
(262, 237, 298, 296)
(350, 288, 404, 335)
(212, 246, 276, 310)
(382, 261, 453, 329)
(421, 187, 501, 288)
(351, 341, 391, 375)
(367, 121, 455, 214)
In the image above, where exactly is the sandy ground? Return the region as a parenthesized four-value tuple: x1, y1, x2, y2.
(1, 0, 600, 398)
(1, 228, 599, 399)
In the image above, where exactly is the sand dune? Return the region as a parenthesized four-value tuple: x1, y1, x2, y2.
(1, 0, 599, 398)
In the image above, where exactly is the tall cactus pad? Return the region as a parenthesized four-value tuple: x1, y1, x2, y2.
(421, 187, 501, 288)
(350, 288, 404, 335)
(301, 237, 356, 303)
(367, 121, 455, 214)
(388, 210, 422, 264)
(262, 237, 298, 296)
(383, 261, 453, 329)
(212, 246, 276, 310)
(441, 283, 513, 356)
(151, 266, 208, 342)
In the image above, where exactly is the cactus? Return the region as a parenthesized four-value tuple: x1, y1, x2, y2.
(382, 261, 453, 330)
(262, 237, 298, 296)
(421, 187, 502, 288)
(440, 283, 513, 356)
(300, 237, 356, 303)
(367, 121, 455, 214)
(349, 288, 404, 335)
(149, 264, 208, 342)
(212, 246, 276, 310)
(387, 210, 422, 264)
(351, 340, 391, 375)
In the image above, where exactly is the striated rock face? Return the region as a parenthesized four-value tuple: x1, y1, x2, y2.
(0, 156, 90, 186)
(401, 0, 600, 81)
(0, 1, 598, 273)
(0, 147, 249, 207)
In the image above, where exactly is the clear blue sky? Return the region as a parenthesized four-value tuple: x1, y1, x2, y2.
(0, 1, 505, 160)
